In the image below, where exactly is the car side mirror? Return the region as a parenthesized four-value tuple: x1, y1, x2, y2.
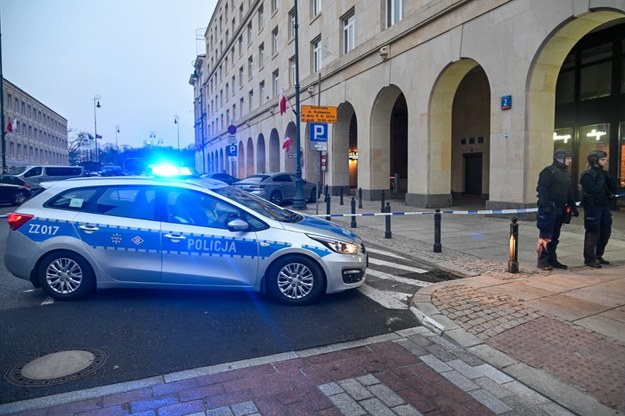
(227, 218, 250, 232)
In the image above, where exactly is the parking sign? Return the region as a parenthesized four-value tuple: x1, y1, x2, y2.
(226, 144, 237, 157)
(309, 123, 328, 151)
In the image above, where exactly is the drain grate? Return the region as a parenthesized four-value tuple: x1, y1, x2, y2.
(4, 347, 108, 387)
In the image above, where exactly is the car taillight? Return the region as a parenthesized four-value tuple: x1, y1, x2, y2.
(7, 213, 34, 231)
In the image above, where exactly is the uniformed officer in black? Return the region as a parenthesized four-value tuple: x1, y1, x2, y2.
(536, 148, 578, 270)
(580, 150, 617, 268)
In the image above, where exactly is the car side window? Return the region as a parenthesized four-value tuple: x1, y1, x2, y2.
(166, 189, 241, 229)
(94, 186, 156, 220)
(47, 187, 99, 210)
(274, 174, 292, 182)
(24, 167, 42, 177)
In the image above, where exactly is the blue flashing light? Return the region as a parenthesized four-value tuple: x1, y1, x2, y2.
(148, 163, 194, 177)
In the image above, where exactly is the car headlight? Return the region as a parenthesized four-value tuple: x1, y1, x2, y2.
(307, 234, 360, 254)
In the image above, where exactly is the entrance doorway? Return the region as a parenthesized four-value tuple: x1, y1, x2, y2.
(464, 152, 482, 196)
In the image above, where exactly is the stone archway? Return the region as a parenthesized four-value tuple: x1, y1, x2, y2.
(246, 137, 254, 176)
(333, 102, 357, 193)
(269, 129, 280, 172)
(257, 133, 266, 173)
(284, 122, 297, 172)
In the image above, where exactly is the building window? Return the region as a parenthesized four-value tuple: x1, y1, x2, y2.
(386, 0, 403, 27)
(312, 36, 322, 72)
(289, 8, 296, 39)
(239, 66, 244, 87)
(272, 70, 280, 97)
(248, 55, 254, 79)
(289, 56, 296, 87)
(233, 104, 237, 121)
(232, 75, 236, 95)
(225, 82, 229, 98)
(248, 90, 254, 112)
(239, 4, 243, 20)
(343, 10, 355, 54)
(247, 22, 252, 45)
(238, 36, 243, 56)
(272, 27, 279, 55)
(271, 0, 278, 14)
(259, 81, 265, 105)
(580, 42, 612, 101)
(257, 4, 264, 31)
(311, 0, 321, 16)
(259, 43, 265, 68)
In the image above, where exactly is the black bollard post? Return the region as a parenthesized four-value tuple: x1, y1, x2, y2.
(340, 187, 344, 205)
(350, 197, 357, 228)
(358, 187, 363, 209)
(380, 190, 385, 212)
(508, 217, 519, 273)
(324, 184, 329, 201)
(325, 195, 331, 221)
(385, 202, 392, 239)
(433, 209, 442, 253)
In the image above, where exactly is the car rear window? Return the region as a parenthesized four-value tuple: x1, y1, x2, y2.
(45, 167, 83, 176)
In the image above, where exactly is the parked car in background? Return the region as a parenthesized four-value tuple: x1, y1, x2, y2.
(9, 165, 85, 190)
(199, 172, 239, 185)
(4, 176, 367, 305)
(0, 175, 32, 205)
(100, 165, 124, 176)
(234, 172, 317, 205)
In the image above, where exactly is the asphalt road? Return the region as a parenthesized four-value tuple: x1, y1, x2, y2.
(0, 206, 426, 404)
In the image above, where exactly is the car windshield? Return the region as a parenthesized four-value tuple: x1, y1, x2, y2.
(8, 167, 27, 175)
(213, 185, 298, 222)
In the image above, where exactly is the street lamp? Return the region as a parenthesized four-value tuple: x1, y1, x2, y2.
(93, 95, 101, 164)
(174, 114, 180, 150)
(292, 0, 306, 210)
(115, 125, 120, 149)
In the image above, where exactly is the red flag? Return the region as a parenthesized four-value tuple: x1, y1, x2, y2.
(279, 95, 287, 115)
(6, 120, 13, 133)
(282, 137, 293, 151)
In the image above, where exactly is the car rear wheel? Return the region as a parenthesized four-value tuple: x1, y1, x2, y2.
(308, 188, 317, 203)
(269, 190, 283, 205)
(13, 191, 28, 205)
(266, 255, 324, 305)
(38, 251, 95, 301)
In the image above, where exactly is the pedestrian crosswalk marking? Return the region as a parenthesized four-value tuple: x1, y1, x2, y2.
(367, 269, 432, 287)
(366, 247, 405, 259)
(368, 257, 428, 274)
(358, 284, 410, 309)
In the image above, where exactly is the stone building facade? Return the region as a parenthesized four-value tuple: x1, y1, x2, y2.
(190, 0, 625, 209)
(2, 78, 68, 172)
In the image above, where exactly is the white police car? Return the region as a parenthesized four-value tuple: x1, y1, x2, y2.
(4, 176, 367, 305)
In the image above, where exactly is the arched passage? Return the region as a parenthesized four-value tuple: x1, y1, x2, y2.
(246, 137, 254, 176)
(284, 122, 297, 172)
(333, 102, 357, 193)
(237, 140, 245, 178)
(369, 85, 407, 200)
(257, 133, 266, 173)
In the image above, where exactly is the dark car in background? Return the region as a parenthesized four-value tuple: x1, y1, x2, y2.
(199, 172, 239, 185)
(100, 165, 124, 176)
(234, 172, 317, 205)
(0, 175, 32, 205)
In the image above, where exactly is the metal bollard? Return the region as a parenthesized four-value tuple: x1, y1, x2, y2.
(340, 187, 344, 205)
(324, 185, 329, 201)
(358, 187, 363, 209)
(380, 190, 385, 212)
(385, 202, 392, 239)
(325, 195, 331, 221)
(433, 209, 442, 253)
(350, 197, 357, 228)
(508, 217, 519, 273)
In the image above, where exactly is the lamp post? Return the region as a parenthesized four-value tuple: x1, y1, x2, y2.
(115, 125, 120, 149)
(93, 95, 101, 164)
(292, 0, 306, 210)
(174, 114, 180, 150)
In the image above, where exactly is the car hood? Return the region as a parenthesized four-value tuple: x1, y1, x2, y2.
(282, 214, 360, 242)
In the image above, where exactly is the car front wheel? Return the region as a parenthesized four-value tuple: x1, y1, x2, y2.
(266, 255, 324, 305)
(269, 190, 283, 205)
(38, 251, 95, 300)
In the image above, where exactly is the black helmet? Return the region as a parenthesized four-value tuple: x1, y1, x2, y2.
(553, 148, 573, 161)
(587, 150, 607, 167)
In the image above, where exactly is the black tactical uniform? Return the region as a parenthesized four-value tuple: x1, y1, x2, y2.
(580, 150, 617, 268)
(536, 149, 578, 270)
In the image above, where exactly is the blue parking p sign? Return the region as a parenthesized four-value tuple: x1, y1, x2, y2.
(226, 144, 237, 157)
(309, 123, 328, 151)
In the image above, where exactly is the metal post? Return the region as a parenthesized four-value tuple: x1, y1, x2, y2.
(0, 21, 7, 173)
(508, 217, 519, 273)
(385, 202, 392, 239)
(380, 190, 385, 212)
(340, 187, 344, 205)
(350, 197, 357, 228)
(358, 187, 363, 209)
(433, 209, 442, 253)
(324, 184, 329, 201)
(93, 95, 101, 164)
(325, 195, 331, 221)
(292, 0, 306, 210)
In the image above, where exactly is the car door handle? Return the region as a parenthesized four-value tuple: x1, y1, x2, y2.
(164, 233, 186, 242)
(78, 224, 99, 233)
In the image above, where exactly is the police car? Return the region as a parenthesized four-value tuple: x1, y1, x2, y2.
(4, 176, 367, 305)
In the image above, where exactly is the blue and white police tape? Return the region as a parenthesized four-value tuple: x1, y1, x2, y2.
(312, 206, 540, 218)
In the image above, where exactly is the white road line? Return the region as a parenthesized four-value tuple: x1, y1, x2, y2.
(358, 284, 410, 310)
(367, 268, 432, 287)
(41, 297, 55, 306)
(368, 258, 428, 274)
(366, 247, 405, 259)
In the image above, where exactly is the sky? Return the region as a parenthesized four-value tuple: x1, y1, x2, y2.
(0, 0, 216, 149)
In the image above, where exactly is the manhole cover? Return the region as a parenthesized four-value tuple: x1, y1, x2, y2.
(4, 347, 107, 387)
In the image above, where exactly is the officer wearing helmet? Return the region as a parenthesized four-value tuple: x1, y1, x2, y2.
(535, 148, 578, 270)
(580, 150, 617, 268)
